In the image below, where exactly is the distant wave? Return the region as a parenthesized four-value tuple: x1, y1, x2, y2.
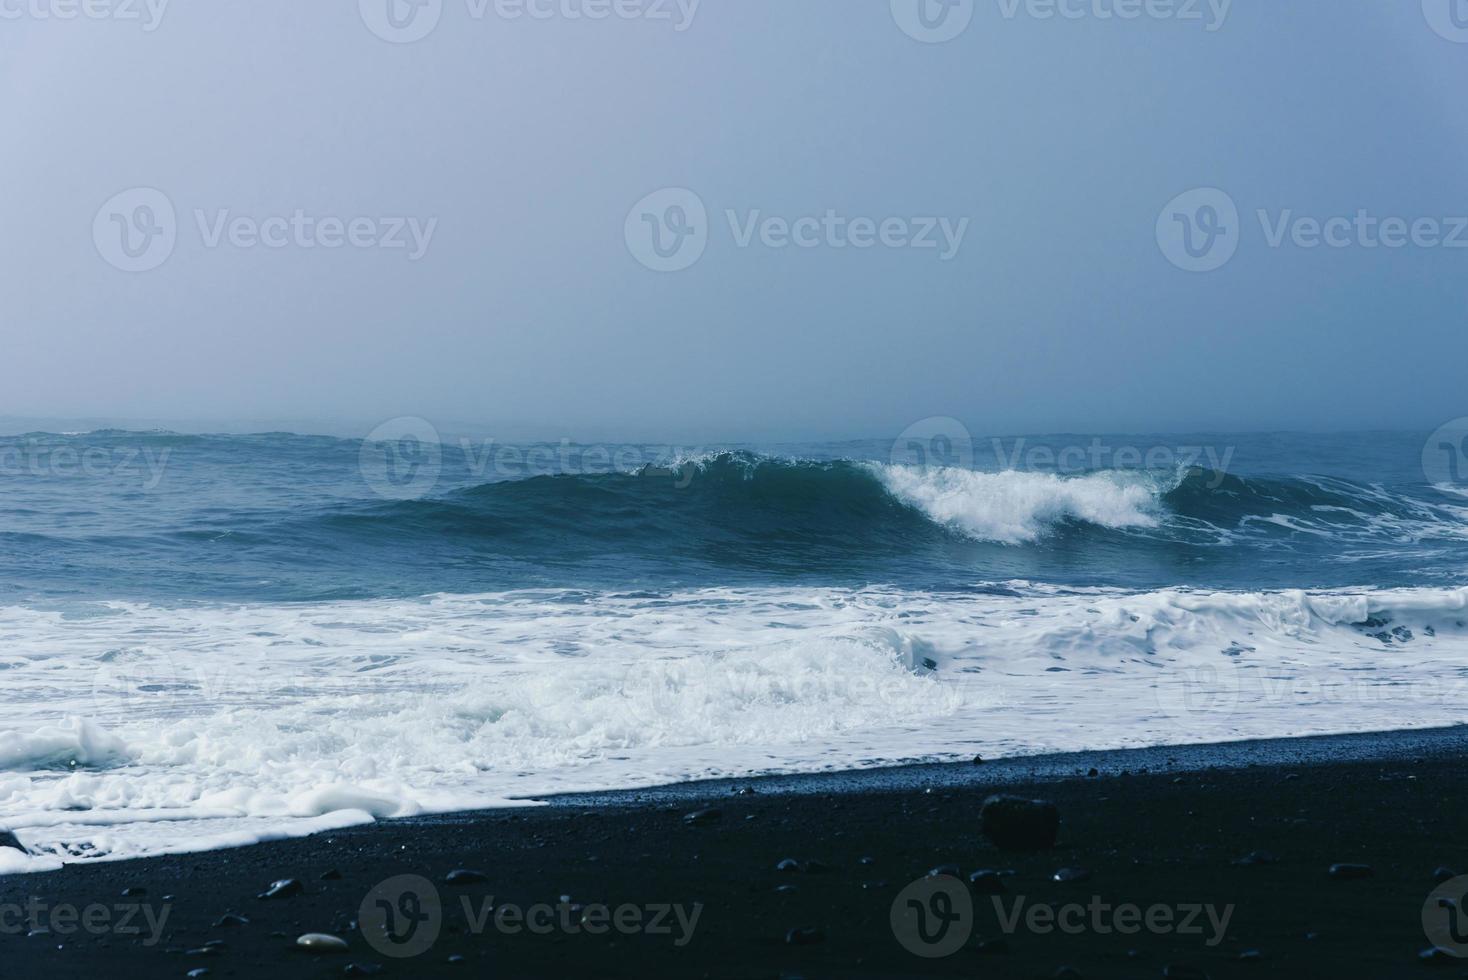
(326, 452, 1460, 552)
(322, 453, 1176, 555)
(3, 444, 1463, 600)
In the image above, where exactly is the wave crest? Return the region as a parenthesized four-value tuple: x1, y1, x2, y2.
(874, 464, 1165, 544)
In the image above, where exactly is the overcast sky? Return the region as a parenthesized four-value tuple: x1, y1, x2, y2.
(2, 0, 1465, 441)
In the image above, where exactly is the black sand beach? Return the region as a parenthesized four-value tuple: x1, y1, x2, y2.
(6, 727, 1468, 979)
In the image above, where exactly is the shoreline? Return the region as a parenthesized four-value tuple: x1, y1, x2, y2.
(522, 722, 1468, 809)
(4, 726, 1467, 978)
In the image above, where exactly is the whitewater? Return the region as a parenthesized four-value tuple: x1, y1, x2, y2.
(0, 430, 1465, 869)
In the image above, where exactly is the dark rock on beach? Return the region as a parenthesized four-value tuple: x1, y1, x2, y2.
(1328, 863, 1374, 880)
(980, 794, 1060, 851)
(775, 858, 831, 874)
(256, 878, 304, 899)
(444, 868, 490, 885)
(1420, 946, 1457, 964)
(295, 932, 349, 954)
(0, 829, 26, 853)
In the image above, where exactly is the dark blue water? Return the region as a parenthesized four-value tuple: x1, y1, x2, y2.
(0, 429, 1462, 603)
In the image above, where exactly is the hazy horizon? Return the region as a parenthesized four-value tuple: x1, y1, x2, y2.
(0, 413, 1449, 446)
(4, 1, 1465, 438)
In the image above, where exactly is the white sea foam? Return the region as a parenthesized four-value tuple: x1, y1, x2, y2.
(0, 717, 134, 771)
(1, 585, 1467, 869)
(874, 464, 1163, 543)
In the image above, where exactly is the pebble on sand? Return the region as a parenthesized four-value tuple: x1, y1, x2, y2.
(257, 878, 304, 900)
(295, 933, 349, 954)
(213, 914, 249, 928)
(683, 808, 723, 826)
(979, 795, 1060, 852)
(1327, 863, 1374, 880)
(785, 927, 824, 946)
(1231, 851, 1279, 867)
(445, 869, 490, 885)
(775, 858, 834, 875)
(1051, 867, 1092, 884)
(1433, 866, 1457, 883)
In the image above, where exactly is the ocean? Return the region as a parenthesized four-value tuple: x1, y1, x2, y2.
(1, 426, 1466, 870)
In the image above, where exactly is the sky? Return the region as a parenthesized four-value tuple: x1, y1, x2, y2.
(1, 0, 1465, 442)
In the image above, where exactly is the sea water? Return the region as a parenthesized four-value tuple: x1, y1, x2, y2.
(1, 429, 1465, 869)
